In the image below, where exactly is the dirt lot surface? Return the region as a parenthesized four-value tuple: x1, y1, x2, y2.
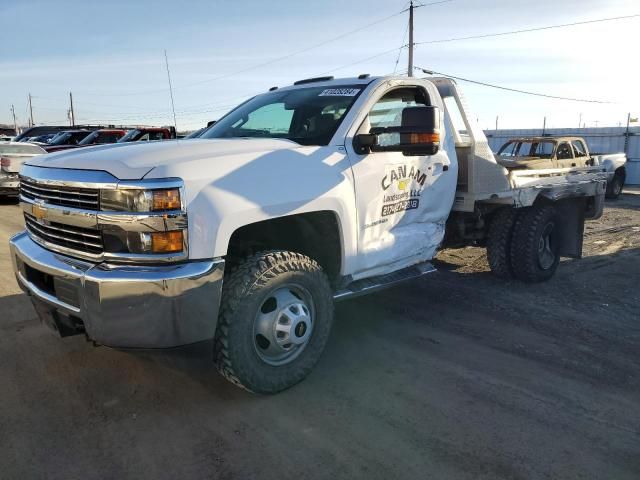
(1, 194, 639, 480)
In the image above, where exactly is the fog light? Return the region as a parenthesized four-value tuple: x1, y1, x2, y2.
(151, 231, 183, 253)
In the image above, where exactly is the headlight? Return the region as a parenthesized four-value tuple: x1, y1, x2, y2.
(100, 188, 181, 212)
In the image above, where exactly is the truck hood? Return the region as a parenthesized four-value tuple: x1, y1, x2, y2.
(25, 138, 303, 180)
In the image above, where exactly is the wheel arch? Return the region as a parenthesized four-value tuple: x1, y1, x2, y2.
(224, 210, 345, 285)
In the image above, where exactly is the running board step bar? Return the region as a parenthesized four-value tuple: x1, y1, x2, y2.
(333, 262, 436, 301)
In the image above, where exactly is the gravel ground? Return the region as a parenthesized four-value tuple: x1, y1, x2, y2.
(0, 194, 639, 480)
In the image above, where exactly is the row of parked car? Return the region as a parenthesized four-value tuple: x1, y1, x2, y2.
(0, 124, 182, 196)
(15, 125, 177, 152)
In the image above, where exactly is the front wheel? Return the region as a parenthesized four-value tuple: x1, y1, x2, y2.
(214, 251, 334, 393)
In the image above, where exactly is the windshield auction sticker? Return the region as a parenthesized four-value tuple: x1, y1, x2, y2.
(319, 88, 361, 96)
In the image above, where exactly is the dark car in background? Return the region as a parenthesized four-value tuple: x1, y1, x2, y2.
(44, 129, 128, 153)
(43, 130, 93, 152)
(117, 126, 176, 142)
(14, 125, 102, 142)
(79, 129, 127, 145)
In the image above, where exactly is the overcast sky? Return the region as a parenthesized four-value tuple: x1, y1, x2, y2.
(1, 0, 639, 131)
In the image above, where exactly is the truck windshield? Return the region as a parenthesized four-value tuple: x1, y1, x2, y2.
(200, 85, 364, 146)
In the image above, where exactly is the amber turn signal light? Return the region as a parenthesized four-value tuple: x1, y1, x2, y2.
(152, 189, 181, 211)
(151, 231, 183, 253)
(408, 132, 440, 144)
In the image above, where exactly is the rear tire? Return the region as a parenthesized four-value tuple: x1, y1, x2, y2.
(486, 207, 520, 279)
(214, 250, 333, 393)
(605, 171, 624, 199)
(510, 205, 560, 283)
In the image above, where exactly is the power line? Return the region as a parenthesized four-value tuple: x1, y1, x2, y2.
(393, 18, 410, 74)
(83, 9, 409, 98)
(416, 66, 613, 104)
(414, 13, 640, 45)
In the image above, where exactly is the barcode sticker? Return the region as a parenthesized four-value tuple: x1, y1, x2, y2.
(319, 88, 361, 97)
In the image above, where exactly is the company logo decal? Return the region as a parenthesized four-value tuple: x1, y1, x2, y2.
(380, 165, 427, 217)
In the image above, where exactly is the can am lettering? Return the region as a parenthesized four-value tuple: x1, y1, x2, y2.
(381, 165, 427, 191)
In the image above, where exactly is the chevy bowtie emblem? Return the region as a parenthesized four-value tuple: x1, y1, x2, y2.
(32, 203, 47, 221)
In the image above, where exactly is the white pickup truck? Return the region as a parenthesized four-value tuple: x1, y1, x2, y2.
(10, 75, 607, 393)
(0, 142, 47, 196)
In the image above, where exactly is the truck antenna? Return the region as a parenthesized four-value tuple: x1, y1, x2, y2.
(164, 49, 178, 132)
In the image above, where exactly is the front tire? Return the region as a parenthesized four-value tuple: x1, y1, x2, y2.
(214, 251, 334, 393)
(510, 205, 561, 283)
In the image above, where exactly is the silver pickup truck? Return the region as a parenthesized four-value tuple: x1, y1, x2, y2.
(497, 136, 627, 198)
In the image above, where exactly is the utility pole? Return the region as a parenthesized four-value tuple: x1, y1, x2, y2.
(624, 112, 631, 156)
(542, 116, 547, 135)
(578, 112, 582, 129)
(495, 115, 499, 131)
(10, 105, 17, 134)
(28, 93, 34, 127)
(69, 92, 75, 126)
(407, 1, 414, 77)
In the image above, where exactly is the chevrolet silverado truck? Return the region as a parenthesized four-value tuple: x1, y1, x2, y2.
(497, 136, 627, 198)
(10, 75, 606, 393)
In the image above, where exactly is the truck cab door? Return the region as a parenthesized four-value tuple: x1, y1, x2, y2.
(345, 85, 457, 279)
(555, 141, 576, 168)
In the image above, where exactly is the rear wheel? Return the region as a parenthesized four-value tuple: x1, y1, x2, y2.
(214, 250, 333, 393)
(486, 207, 520, 279)
(510, 205, 560, 283)
(605, 171, 625, 199)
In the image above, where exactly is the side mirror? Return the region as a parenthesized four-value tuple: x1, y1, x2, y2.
(353, 133, 378, 154)
(354, 105, 441, 156)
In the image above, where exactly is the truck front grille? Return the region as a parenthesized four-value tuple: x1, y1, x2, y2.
(20, 178, 99, 210)
(24, 213, 104, 255)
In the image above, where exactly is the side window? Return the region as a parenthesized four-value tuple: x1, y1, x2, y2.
(572, 140, 587, 157)
(498, 141, 519, 157)
(149, 132, 164, 141)
(532, 142, 554, 158)
(138, 133, 150, 141)
(556, 142, 573, 159)
(368, 88, 427, 130)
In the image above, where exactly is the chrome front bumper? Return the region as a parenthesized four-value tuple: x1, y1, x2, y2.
(10, 231, 225, 348)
